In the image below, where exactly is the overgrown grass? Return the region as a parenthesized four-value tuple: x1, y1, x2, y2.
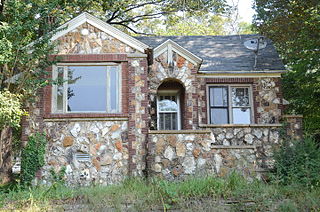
(1, 173, 319, 211)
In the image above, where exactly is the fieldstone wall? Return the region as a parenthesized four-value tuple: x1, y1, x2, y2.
(38, 120, 129, 186)
(55, 23, 138, 54)
(148, 125, 281, 180)
(149, 51, 200, 129)
(283, 115, 303, 140)
(254, 77, 283, 124)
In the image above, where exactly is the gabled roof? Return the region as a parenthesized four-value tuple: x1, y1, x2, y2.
(136, 35, 285, 72)
(52, 12, 149, 53)
(153, 39, 202, 65)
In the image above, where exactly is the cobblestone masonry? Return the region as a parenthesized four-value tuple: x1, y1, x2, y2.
(55, 23, 138, 54)
(37, 121, 129, 186)
(148, 126, 281, 180)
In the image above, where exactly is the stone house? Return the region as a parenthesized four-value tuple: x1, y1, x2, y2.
(23, 12, 302, 185)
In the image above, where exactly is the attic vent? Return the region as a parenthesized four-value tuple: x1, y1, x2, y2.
(75, 153, 90, 162)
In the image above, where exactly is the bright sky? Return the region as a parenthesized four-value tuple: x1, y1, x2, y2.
(228, 0, 255, 23)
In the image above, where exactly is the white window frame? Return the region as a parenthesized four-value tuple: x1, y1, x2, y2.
(157, 90, 181, 130)
(206, 84, 254, 124)
(52, 63, 122, 113)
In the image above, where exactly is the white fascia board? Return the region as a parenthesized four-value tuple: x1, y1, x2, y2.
(197, 70, 286, 78)
(51, 12, 149, 53)
(154, 39, 202, 65)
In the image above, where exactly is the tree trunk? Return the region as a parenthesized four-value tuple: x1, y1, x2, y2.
(0, 126, 13, 184)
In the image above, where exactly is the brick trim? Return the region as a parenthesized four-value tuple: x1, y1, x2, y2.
(50, 54, 128, 62)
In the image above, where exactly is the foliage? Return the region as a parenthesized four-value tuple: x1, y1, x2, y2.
(253, 0, 320, 137)
(20, 133, 47, 187)
(0, 0, 60, 98)
(0, 90, 26, 129)
(272, 137, 320, 187)
(49, 167, 66, 185)
(1, 174, 320, 211)
(145, 13, 228, 36)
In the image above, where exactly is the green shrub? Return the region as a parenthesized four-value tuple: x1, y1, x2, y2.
(0, 90, 26, 129)
(20, 133, 47, 187)
(273, 137, 320, 187)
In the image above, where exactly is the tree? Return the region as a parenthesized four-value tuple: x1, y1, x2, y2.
(254, 0, 320, 137)
(135, 12, 228, 36)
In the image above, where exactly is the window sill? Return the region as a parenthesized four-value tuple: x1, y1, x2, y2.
(43, 113, 128, 121)
(199, 124, 282, 128)
(149, 130, 211, 134)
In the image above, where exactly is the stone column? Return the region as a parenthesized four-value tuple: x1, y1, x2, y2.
(282, 115, 303, 140)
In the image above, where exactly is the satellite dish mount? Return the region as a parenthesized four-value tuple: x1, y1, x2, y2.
(244, 36, 267, 70)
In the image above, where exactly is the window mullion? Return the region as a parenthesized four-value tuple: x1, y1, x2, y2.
(52, 66, 57, 113)
(228, 86, 232, 124)
(63, 66, 68, 113)
(106, 67, 110, 113)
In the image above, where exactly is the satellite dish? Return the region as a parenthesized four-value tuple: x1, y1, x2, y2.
(244, 37, 267, 51)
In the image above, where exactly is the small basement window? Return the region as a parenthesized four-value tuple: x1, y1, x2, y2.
(52, 64, 121, 113)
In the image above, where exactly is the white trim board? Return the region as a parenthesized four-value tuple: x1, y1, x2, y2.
(50, 12, 149, 53)
(153, 39, 202, 65)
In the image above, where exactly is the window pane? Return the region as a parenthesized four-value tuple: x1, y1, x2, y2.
(159, 113, 165, 130)
(165, 113, 171, 130)
(232, 108, 251, 124)
(210, 87, 228, 107)
(210, 108, 228, 124)
(108, 66, 119, 112)
(159, 113, 177, 130)
(172, 113, 177, 130)
(56, 67, 64, 112)
(67, 66, 107, 112)
(232, 87, 249, 107)
(159, 99, 178, 112)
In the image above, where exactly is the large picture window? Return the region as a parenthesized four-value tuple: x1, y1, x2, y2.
(52, 64, 121, 113)
(208, 85, 252, 124)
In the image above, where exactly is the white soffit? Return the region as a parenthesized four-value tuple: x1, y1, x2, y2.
(51, 12, 149, 53)
(154, 39, 202, 65)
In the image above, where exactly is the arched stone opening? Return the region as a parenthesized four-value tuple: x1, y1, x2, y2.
(152, 79, 185, 130)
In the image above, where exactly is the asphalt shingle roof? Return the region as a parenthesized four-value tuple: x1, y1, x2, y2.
(135, 34, 285, 72)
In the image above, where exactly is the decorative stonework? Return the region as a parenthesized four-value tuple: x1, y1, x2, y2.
(127, 58, 149, 176)
(148, 131, 262, 180)
(55, 23, 137, 54)
(147, 126, 281, 180)
(39, 121, 128, 186)
(149, 51, 199, 129)
(254, 77, 283, 124)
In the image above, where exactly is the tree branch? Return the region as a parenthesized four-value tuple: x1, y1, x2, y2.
(106, 1, 162, 23)
(113, 23, 154, 35)
(109, 12, 167, 25)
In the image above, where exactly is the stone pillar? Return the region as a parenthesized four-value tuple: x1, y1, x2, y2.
(282, 115, 303, 140)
